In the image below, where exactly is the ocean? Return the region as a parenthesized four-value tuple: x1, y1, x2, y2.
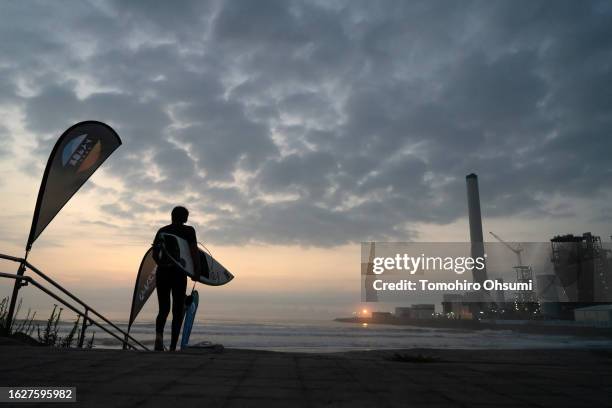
(43, 319, 612, 352)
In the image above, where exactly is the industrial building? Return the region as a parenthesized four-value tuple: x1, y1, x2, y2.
(536, 274, 561, 319)
(370, 312, 394, 323)
(551, 233, 612, 304)
(574, 304, 612, 328)
(442, 173, 612, 322)
(395, 304, 435, 319)
(441, 294, 472, 319)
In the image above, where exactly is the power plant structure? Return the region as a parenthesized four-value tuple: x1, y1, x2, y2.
(441, 173, 611, 322)
(465, 173, 494, 315)
(550, 233, 612, 318)
(445, 173, 493, 317)
(466, 173, 488, 285)
(489, 231, 539, 317)
(362, 242, 378, 302)
(536, 274, 562, 319)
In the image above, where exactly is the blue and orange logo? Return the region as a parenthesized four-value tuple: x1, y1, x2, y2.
(61, 134, 102, 173)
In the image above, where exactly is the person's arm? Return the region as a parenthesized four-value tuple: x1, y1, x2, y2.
(190, 228, 201, 281)
(152, 231, 161, 264)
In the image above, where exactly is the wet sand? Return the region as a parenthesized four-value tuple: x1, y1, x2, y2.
(1, 340, 611, 407)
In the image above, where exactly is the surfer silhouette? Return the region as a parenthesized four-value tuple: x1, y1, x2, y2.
(152, 206, 201, 351)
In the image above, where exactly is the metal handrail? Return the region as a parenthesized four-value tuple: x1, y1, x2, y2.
(0, 254, 149, 351)
(0, 272, 140, 349)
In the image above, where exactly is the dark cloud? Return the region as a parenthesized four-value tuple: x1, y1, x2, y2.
(176, 100, 278, 180)
(204, 200, 419, 246)
(257, 151, 337, 199)
(2, 0, 611, 245)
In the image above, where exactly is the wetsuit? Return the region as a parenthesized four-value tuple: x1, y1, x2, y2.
(153, 223, 197, 350)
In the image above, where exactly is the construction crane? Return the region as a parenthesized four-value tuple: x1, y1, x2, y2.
(489, 231, 523, 266)
(489, 231, 538, 309)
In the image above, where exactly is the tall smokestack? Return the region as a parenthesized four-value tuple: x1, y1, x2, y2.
(466, 173, 487, 284)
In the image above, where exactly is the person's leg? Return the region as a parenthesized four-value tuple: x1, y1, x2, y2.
(169, 273, 188, 350)
(155, 270, 171, 351)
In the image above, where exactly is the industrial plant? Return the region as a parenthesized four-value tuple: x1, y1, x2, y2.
(353, 173, 612, 330)
(442, 173, 612, 326)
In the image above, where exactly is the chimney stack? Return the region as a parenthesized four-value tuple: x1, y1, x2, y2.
(466, 173, 487, 284)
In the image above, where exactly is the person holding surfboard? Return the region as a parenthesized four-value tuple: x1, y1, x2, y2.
(152, 206, 201, 351)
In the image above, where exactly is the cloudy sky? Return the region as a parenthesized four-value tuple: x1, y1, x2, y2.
(0, 1, 611, 320)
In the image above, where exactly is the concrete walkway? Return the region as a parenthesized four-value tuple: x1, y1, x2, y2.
(1, 345, 611, 407)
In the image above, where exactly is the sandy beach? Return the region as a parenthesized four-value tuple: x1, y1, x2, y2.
(1, 338, 611, 408)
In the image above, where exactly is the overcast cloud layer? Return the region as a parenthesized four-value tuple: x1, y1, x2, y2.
(1, 0, 611, 245)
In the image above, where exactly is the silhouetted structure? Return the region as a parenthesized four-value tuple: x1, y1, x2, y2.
(550, 233, 612, 318)
(466, 174, 488, 285)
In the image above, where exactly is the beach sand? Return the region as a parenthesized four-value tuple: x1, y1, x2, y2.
(1, 340, 611, 407)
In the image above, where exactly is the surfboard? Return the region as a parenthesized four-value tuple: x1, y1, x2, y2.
(157, 232, 234, 286)
(180, 290, 198, 350)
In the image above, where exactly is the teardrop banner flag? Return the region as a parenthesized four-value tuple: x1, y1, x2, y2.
(128, 248, 157, 331)
(26, 121, 122, 250)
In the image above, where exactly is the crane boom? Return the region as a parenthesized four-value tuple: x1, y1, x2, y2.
(489, 231, 523, 266)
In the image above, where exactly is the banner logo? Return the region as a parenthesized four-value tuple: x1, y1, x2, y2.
(138, 268, 157, 301)
(27, 121, 121, 250)
(62, 134, 102, 173)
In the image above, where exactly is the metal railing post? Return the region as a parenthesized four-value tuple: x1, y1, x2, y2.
(78, 308, 89, 348)
(5, 256, 28, 332)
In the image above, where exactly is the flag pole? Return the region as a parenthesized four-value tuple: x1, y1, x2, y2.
(5, 248, 30, 332)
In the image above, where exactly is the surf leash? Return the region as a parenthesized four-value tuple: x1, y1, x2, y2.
(197, 241, 215, 273)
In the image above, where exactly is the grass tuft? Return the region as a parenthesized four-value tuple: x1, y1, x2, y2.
(1, 297, 95, 348)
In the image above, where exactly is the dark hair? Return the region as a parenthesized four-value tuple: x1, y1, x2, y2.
(171, 206, 189, 224)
